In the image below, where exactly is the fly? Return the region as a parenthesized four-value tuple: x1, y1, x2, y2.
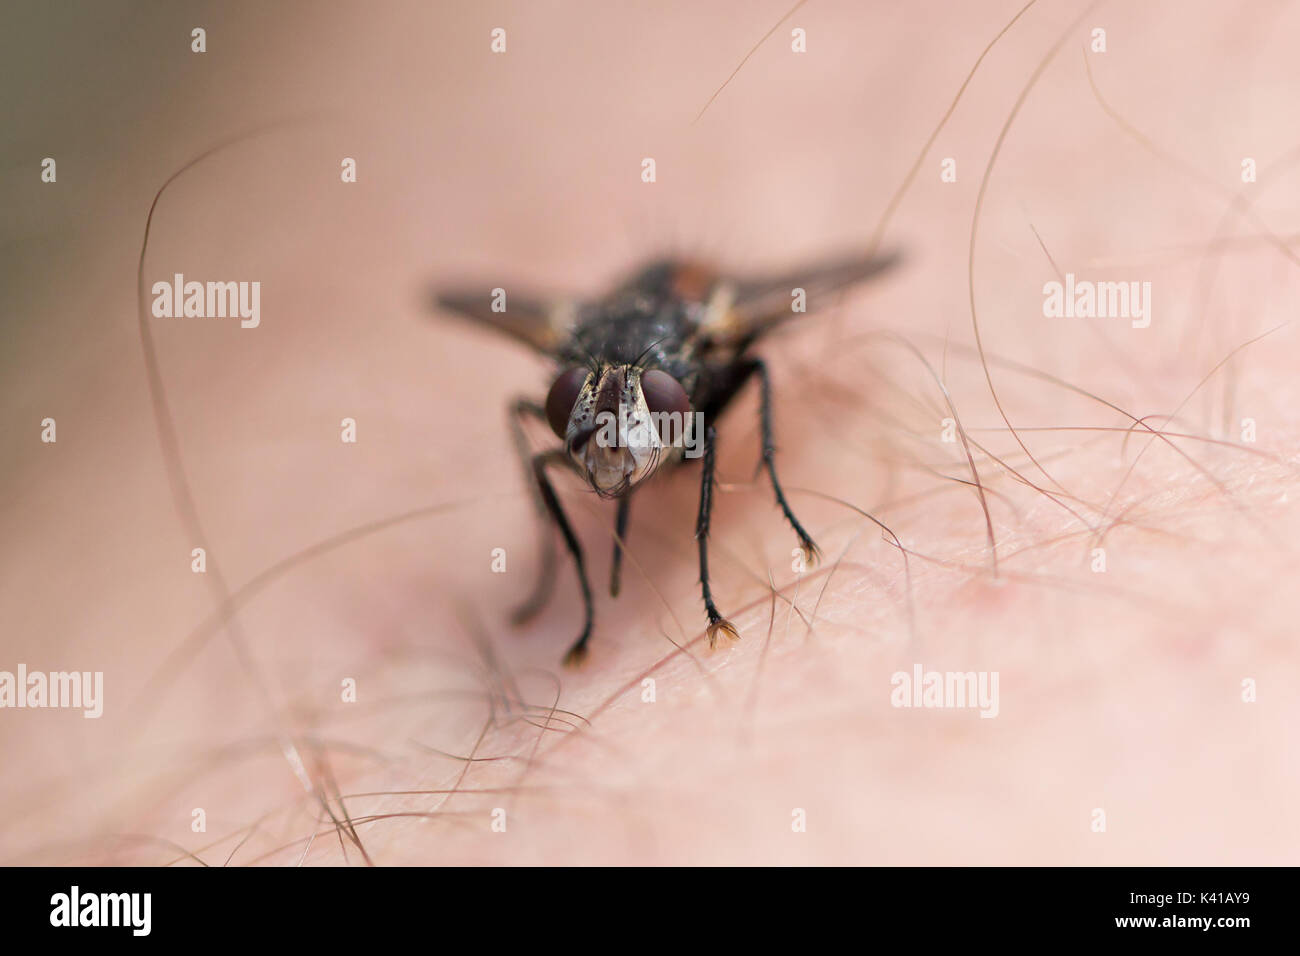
(435, 250, 900, 665)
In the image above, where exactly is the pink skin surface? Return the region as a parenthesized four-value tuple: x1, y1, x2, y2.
(2, 0, 1299, 864)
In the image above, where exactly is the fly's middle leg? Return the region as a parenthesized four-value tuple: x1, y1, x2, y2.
(749, 358, 820, 565)
(695, 425, 739, 647)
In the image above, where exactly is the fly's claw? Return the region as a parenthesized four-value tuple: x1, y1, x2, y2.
(562, 642, 590, 668)
(707, 616, 740, 649)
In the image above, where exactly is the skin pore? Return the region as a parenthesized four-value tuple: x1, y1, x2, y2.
(2, 0, 1298, 865)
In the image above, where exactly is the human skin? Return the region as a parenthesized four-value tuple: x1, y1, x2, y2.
(2, 0, 1298, 865)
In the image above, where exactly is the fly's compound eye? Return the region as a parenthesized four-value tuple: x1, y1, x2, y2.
(639, 369, 691, 445)
(545, 368, 590, 439)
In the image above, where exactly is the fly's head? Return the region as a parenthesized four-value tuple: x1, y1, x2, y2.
(545, 363, 692, 498)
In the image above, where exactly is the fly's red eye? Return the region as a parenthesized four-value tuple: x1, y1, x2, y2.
(640, 369, 690, 419)
(545, 368, 589, 439)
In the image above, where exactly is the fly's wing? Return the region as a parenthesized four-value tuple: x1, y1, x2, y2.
(433, 285, 576, 356)
(702, 249, 902, 348)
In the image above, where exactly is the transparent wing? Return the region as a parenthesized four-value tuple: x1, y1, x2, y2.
(705, 249, 903, 346)
(433, 285, 574, 356)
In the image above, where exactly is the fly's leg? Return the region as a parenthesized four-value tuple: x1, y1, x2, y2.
(610, 495, 631, 597)
(530, 449, 595, 666)
(696, 426, 739, 647)
(508, 398, 559, 625)
(750, 358, 820, 565)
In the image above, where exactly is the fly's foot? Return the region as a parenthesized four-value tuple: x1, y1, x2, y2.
(706, 616, 740, 649)
(562, 640, 590, 668)
(797, 534, 822, 569)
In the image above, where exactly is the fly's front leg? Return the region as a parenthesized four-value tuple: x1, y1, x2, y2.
(509, 397, 558, 625)
(696, 426, 739, 647)
(750, 358, 820, 565)
(531, 449, 595, 666)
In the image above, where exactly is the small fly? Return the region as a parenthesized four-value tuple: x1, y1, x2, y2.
(436, 250, 900, 665)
